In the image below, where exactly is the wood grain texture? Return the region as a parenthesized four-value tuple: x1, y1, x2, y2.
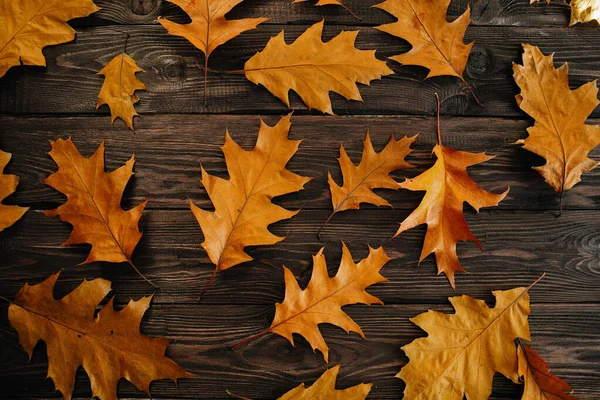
(0, 115, 598, 211)
(0, 209, 598, 305)
(1, 25, 599, 117)
(1, 303, 598, 399)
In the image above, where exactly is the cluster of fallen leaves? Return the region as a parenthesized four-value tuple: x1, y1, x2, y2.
(0, 0, 598, 399)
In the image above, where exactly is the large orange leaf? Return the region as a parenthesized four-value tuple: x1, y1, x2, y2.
(517, 341, 576, 400)
(513, 44, 600, 209)
(244, 20, 394, 114)
(0, 149, 28, 231)
(232, 243, 389, 363)
(374, 0, 480, 103)
(158, 0, 267, 98)
(97, 53, 147, 131)
(8, 272, 192, 400)
(44, 138, 152, 285)
(394, 97, 508, 287)
(0, 0, 99, 78)
(190, 114, 311, 298)
(320, 131, 415, 237)
(398, 283, 537, 400)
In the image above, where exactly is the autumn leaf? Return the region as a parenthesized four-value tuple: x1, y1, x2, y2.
(158, 0, 267, 99)
(44, 138, 153, 286)
(97, 53, 147, 131)
(517, 340, 577, 400)
(398, 276, 545, 400)
(244, 20, 394, 114)
(319, 130, 415, 237)
(513, 44, 600, 211)
(569, 0, 600, 25)
(0, 0, 99, 78)
(228, 365, 372, 399)
(0, 149, 28, 231)
(8, 272, 193, 400)
(374, 0, 480, 104)
(292, 0, 360, 19)
(232, 243, 389, 363)
(394, 95, 508, 288)
(190, 114, 311, 299)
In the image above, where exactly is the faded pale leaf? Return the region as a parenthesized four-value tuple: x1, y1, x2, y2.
(0, 0, 99, 78)
(513, 44, 600, 194)
(97, 53, 147, 131)
(270, 243, 389, 362)
(244, 20, 393, 114)
(279, 365, 372, 400)
(399, 287, 532, 400)
(0, 149, 28, 231)
(8, 273, 192, 400)
(569, 0, 600, 25)
(44, 138, 148, 267)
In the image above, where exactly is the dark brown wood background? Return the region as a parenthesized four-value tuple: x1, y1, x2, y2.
(1, 0, 599, 399)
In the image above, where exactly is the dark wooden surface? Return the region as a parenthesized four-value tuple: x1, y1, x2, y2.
(0, 0, 599, 399)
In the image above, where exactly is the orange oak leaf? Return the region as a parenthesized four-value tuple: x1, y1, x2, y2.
(8, 272, 193, 400)
(319, 131, 415, 237)
(244, 20, 394, 114)
(158, 0, 268, 99)
(97, 53, 147, 131)
(228, 365, 373, 399)
(292, 0, 360, 19)
(0, 0, 99, 78)
(517, 341, 577, 400)
(394, 95, 508, 288)
(190, 114, 311, 299)
(513, 44, 600, 211)
(232, 243, 390, 363)
(44, 138, 153, 286)
(0, 149, 28, 231)
(374, 0, 480, 104)
(398, 277, 544, 400)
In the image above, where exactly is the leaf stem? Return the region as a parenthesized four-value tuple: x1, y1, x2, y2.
(0, 295, 12, 304)
(198, 264, 219, 301)
(459, 76, 482, 106)
(127, 260, 158, 289)
(226, 390, 252, 400)
(435, 93, 442, 146)
(203, 55, 209, 106)
(338, 2, 361, 20)
(317, 211, 335, 240)
(231, 327, 272, 350)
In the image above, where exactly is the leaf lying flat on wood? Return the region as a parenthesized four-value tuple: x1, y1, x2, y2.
(513, 44, 600, 210)
(292, 0, 359, 19)
(569, 0, 600, 25)
(96, 53, 147, 131)
(244, 20, 393, 114)
(44, 138, 152, 285)
(8, 272, 193, 400)
(190, 114, 311, 298)
(0, 0, 99, 78)
(0, 149, 28, 231)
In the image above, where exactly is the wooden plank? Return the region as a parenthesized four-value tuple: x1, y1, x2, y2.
(1, 303, 598, 399)
(1, 115, 598, 211)
(84, 0, 572, 27)
(1, 209, 598, 305)
(2, 25, 599, 117)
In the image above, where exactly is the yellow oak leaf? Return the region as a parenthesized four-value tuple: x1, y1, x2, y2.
(399, 285, 534, 400)
(8, 272, 192, 400)
(244, 20, 393, 114)
(96, 53, 147, 131)
(279, 365, 372, 399)
(0, 0, 99, 78)
(190, 114, 311, 298)
(0, 149, 28, 231)
(513, 44, 600, 208)
(44, 138, 152, 285)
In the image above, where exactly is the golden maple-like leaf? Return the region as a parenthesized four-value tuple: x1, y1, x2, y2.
(0, 149, 28, 231)
(398, 286, 533, 400)
(513, 44, 600, 205)
(232, 243, 389, 362)
(190, 114, 311, 297)
(569, 0, 600, 25)
(394, 98, 508, 287)
(97, 53, 147, 131)
(44, 138, 152, 285)
(8, 272, 193, 400)
(517, 342, 577, 400)
(244, 20, 394, 114)
(278, 365, 372, 399)
(374, 0, 479, 103)
(0, 0, 99, 78)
